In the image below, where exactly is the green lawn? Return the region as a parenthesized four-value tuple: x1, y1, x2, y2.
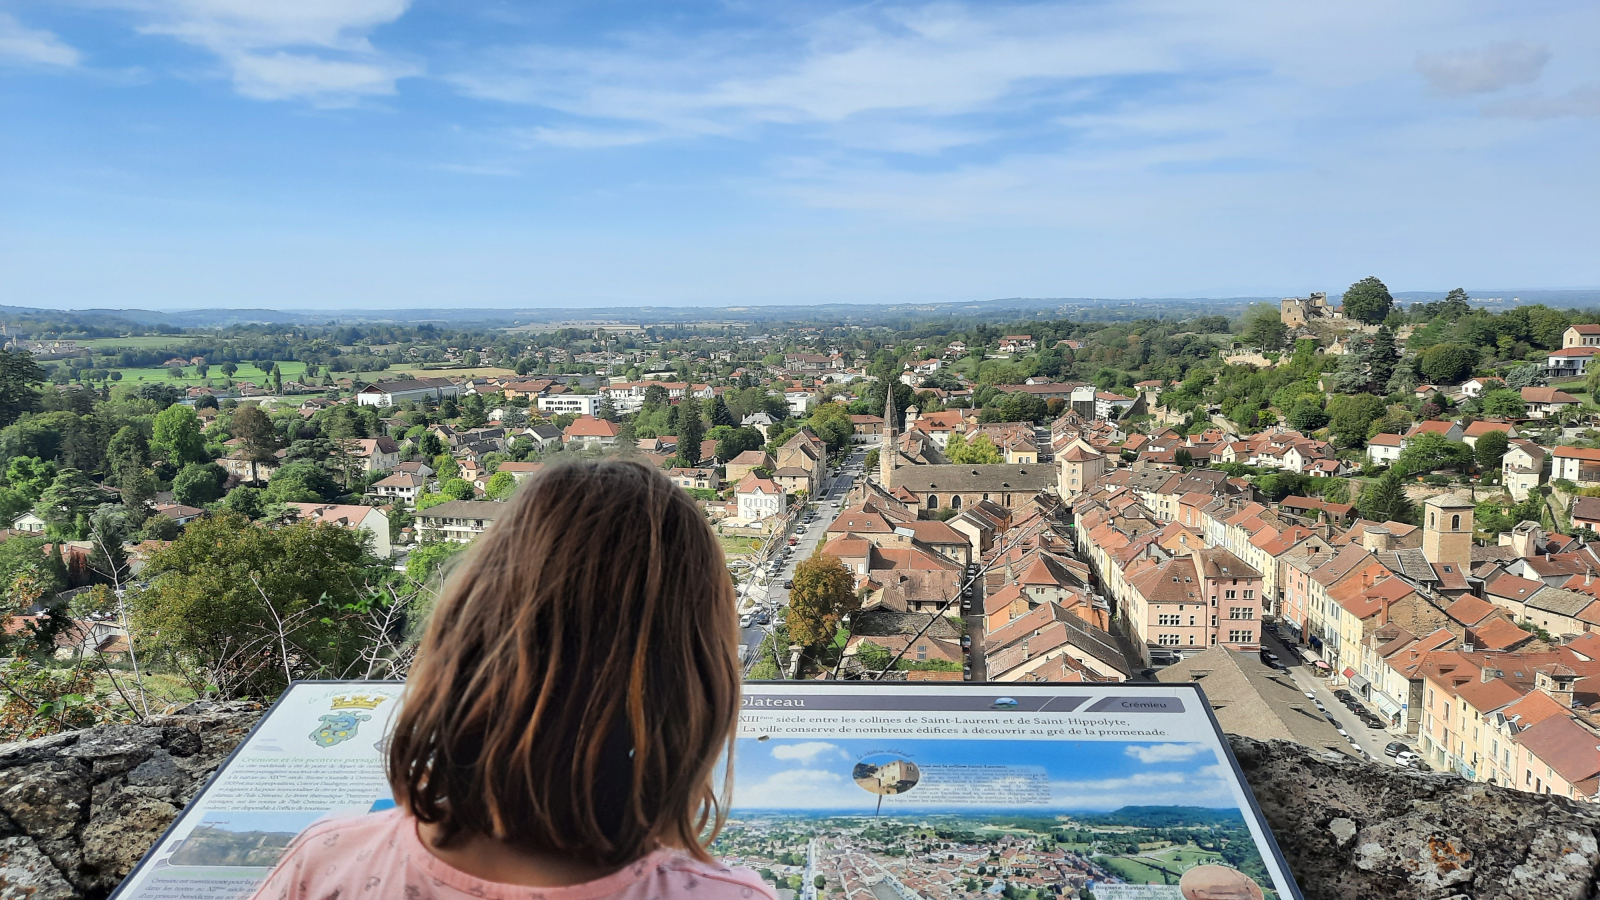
(387, 363, 520, 380)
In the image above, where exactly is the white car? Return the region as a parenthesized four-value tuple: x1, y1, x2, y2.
(1395, 751, 1421, 767)
(739, 614, 754, 628)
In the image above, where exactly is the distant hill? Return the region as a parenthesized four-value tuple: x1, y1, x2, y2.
(1080, 806, 1246, 828)
(5, 288, 1596, 332)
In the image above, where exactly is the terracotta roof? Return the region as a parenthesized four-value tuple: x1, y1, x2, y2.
(1523, 387, 1579, 404)
(1515, 716, 1600, 795)
(1468, 617, 1534, 651)
(1447, 594, 1501, 626)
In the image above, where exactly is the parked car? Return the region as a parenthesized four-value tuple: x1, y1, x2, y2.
(1385, 742, 1408, 758)
(782, 580, 793, 590)
(961, 634, 973, 650)
(739, 613, 754, 628)
(1395, 751, 1422, 768)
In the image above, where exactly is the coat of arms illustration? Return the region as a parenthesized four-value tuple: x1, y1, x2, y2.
(310, 694, 387, 748)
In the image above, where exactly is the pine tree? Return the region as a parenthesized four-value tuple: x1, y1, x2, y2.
(675, 396, 704, 468)
(1332, 352, 1368, 393)
(1359, 470, 1414, 525)
(712, 395, 737, 427)
(1366, 326, 1398, 390)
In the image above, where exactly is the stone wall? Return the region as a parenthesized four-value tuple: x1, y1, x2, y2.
(3, 710, 1600, 900)
(0, 702, 261, 900)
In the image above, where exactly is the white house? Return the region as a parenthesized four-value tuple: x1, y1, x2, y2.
(1547, 347, 1600, 379)
(11, 512, 45, 533)
(288, 502, 393, 558)
(1459, 377, 1504, 399)
(350, 437, 401, 474)
(536, 393, 604, 417)
(735, 475, 787, 521)
(369, 472, 426, 505)
(785, 390, 818, 417)
(1367, 433, 1405, 466)
(1094, 392, 1135, 421)
(742, 412, 778, 440)
(1523, 387, 1581, 419)
(415, 500, 502, 543)
(1504, 440, 1547, 501)
(355, 378, 460, 408)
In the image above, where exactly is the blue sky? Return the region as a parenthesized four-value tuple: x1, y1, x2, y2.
(731, 737, 1234, 811)
(1, 1, 1597, 310)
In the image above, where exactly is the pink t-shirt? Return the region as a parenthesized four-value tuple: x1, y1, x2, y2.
(249, 808, 777, 900)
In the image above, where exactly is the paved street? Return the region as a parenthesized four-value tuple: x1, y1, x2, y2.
(1258, 627, 1412, 766)
(740, 446, 868, 674)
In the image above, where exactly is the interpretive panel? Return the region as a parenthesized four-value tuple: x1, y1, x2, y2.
(113, 682, 1301, 900)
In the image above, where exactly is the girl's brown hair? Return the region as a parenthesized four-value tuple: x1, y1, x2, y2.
(387, 459, 741, 866)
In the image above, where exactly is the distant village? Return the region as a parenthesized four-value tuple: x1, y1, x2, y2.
(5, 283, 1600, 805)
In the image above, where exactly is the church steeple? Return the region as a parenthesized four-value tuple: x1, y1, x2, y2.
(880, 386, 897, 488)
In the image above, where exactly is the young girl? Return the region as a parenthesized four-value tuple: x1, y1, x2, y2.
(253, 460, 773, 900)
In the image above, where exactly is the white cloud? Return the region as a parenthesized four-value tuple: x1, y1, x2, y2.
(1048, 764, 1234, 811)
(769, 741, 847, 764)
(735, 767, 866, 810)
(0, 13, 81, 67)
(1484, 82, 1600, 120)
(1415, 41, 1551, 97)
(124, 0, 418, 104)
(1124, 743, 1204, 764)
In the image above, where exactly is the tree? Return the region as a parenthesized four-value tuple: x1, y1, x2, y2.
(675, 396, 705, 468)
(1506, 363, 1545, 390)
(1440, 288, 1472, 319)
(1481, 390, 1527, 419)
(1240, 305, 1288, 350)
(152, 405, 208, 467)
(0, 350, 45, 428)
(1330, 352, 1368, 394)
(105, 425, 149, 488)
(1475, 430, 1510, 469)
(1395, 432, 1473, 475)
(130, 513, 381, 698)
(1365, 326, 1398, 389)
(1419, 343, 1477, 385)
(270, 364, 283, 394)
(416, 478, 475, 509)
(1327, 394, 1387, 448)
(947, 433, 1004, 464)
(596, 394, 617, 422)
(1359, 470, 1415, 525)
(711, 396, 737, 428)
(231, 404, 279, 483)
(5, 457, 56, 501)
(221, 485, 265, 519)
(713, 426, 765, 462)
(484, 470, 517, 501)
(33, 469, 102, 537)
(786, 551, 859, 648)
(1342, 276, 1394, 325)
(1288, 401, 1329, 432)
(120, 469, 157, 524)
(173, 462, 228, 507)
(807, 403, 854, 453)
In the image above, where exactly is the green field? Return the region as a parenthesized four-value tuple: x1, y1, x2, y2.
(1096, 857, 1175, 885)
(111, 361, 310, 387)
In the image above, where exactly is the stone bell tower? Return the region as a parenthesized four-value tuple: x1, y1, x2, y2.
(880, 387, 898, 489)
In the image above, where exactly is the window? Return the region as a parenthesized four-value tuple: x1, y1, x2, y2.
(951, 495, 962, 509)
(1452, 514, 1461, 530)
(1225, 590, 1237, 600)
(1243, 590, 1255, 600)
(1230, 607, 1255, 619)
(1227, 629, 1253, 643)
(1158, 614, 1182, 626)
(927, 495, 939, 509)
(917, 645, 928, 660)
(1159, 634, 1181, 646)
(1189, 615, 1196, 625)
